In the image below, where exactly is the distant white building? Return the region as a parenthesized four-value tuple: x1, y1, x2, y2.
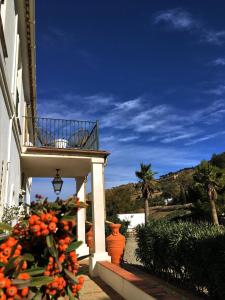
(117, 213, 145, 230)
(0, 0, 36, 217)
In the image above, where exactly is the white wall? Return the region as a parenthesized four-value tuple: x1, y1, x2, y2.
(97, 262, 155, 300)
(4, 0, 17, 90)
(117, 213, 145, 229)
(0, 0, 34, 215)
(7, 135, 21, 206)
(0, 88, 10, 214)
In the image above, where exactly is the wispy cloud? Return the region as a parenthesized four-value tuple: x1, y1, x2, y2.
(210, 58, 225, 66)
(118, 136, 139, 142)
(154, 8, 198, 31)
(161, 132, 200, 144)
(207, 85, 225, 95)
(202, 30, 225, 45)
(154, 8, 225, 45)
(35, 91, 225, 189)
(114, 98, 141, 111)
(186, 131, 225, 145)
(38, 92, 225, 148)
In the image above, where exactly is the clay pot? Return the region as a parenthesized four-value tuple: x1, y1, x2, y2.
(106, 223, 125, 265)
(86, 225, 94, 252)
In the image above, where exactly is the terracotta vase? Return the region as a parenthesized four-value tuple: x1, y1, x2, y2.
(106, 223, 126, 266)
(86, 225, 94, 252)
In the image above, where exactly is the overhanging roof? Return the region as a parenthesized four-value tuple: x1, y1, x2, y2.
(21, 147, 110, 178)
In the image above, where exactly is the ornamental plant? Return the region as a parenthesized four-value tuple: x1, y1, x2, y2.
(0, 196, 87, 300)
(136, 219, 225, 299)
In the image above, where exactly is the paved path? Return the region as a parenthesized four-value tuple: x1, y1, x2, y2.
(79, 261, 124, 300)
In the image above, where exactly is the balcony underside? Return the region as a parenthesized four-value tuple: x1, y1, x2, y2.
(21, 147, 109, 178)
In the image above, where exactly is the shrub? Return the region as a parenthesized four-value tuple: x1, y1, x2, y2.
(0, 196, 86, 299)
(136, 220, 225, 299)
(2, 205, 23, 226)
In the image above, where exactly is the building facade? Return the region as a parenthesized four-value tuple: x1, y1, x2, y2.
(0, 0, 36, 217)
(0, 0, 111, 276)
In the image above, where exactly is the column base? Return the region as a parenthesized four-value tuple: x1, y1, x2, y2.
(76, 243, 89, 257)
(89, 252, 111, 277)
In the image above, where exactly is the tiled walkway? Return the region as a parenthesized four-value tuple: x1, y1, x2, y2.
(79, 261, 124, 300)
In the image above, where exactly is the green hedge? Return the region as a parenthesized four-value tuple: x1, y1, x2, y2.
(136, 220, 225, 299)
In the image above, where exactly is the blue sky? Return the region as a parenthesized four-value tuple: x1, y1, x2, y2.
(32, 1, 225, 199)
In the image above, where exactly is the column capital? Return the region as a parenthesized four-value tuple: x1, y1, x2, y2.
(91, 157, 105, 164)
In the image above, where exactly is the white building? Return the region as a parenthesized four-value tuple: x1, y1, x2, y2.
(0, 0, 111, 276)
(0, 0, 36, 216)
(118, 213, 145, 230)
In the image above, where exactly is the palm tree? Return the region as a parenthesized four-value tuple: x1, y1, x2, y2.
(193, 160, 225, 225)
(135, 163, 157, 225)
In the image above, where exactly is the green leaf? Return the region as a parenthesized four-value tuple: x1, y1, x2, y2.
(22, 267, 45, 276)
(28, 276, 54, 287)
(12, 253, 34, 278)
(64, 269, 78, 284)
(46, 234, 53, 248)
(61, 215, 76, 221)
(13, 259, 24, 278)
(66, 241, 82, 253)
(32, 292, 43, 300)
(55, 257, 62, 272)
(12, 279, 31, 289)
(22, 253, 35, 262)
(4, 256, 19, 274)
(0, 223, 12, 231)
(67, 286, 75, 300)
(77, 254, 90, 261)
(46, 235, 58, 258)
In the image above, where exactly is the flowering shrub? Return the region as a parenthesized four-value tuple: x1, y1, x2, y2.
(0, 196, 87, 299)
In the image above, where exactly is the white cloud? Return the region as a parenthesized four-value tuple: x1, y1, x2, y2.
(114, 98, 141, 111)
(202, 30, 225, 45)
(207, 85, 225, 95)
(118, 136, 139, 142)
(38, 93, 225, 148)
(101, 135, 115, 143)
(211, 58, 225, 66)
(154, 8, 225, 46)
(161, 132, 199, 143)
(85, 94, 114, 106)
(186, 131, 225, 145)
(154, 8, 197, 31)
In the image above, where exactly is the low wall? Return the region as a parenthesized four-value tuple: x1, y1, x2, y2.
(97, 261, 156, 300)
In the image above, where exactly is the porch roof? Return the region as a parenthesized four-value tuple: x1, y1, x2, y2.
(21, 147, 110, 178)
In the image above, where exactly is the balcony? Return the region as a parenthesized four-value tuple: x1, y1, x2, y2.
(24, 117, 99, 151)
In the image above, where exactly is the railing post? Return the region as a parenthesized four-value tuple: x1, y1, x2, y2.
(96, 120, 99, 150)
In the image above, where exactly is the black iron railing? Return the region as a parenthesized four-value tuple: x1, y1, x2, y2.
(24, 117, 99, 150)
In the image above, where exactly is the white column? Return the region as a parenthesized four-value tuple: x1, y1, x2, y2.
(89, 160, 111, 276)
(76, 177, 89, 257)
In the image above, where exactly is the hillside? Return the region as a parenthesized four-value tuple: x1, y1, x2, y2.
(105, 151, 225, 215)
